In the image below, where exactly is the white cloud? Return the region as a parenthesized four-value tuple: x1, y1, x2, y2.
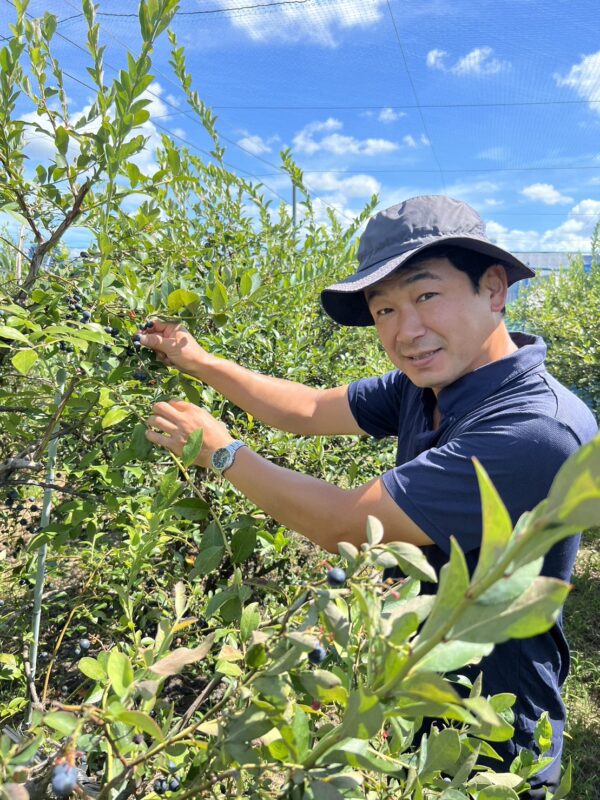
(478, 146, 509, 161)
(304, 172, 381, 197)
(426, 48, 448, 70)
(555, 51, 600, 113)
(486, 198, 600, 252)
(217, 0, 386, 46)
(427, 46, 510, 76)
(403, 135, 417, 148)
(237, 134, 272, 155)
(521, 183, 573, 205)
(378, 107, 405, 123)
(292, 118, 397, 157)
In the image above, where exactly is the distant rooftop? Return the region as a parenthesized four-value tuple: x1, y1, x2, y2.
(507, 252, 593, 303)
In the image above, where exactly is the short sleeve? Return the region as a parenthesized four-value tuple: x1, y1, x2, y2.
(348, 370, 405, 438)
(381, 414, 582, 556)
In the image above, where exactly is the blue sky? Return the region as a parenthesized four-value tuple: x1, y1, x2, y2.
(2, 0, 600, 253)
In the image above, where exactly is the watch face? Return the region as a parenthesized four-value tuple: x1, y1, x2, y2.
(212, 448, 232, 471)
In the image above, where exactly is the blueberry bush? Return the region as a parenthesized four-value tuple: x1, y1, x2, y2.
(1, 3, 599, 799)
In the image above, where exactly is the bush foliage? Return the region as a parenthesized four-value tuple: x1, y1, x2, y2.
(1, 3, 599, 799)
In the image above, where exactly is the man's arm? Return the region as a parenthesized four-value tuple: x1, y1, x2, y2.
(225, 446, 433, 551)
(145, 400, 432, 552)
(140, 321, 364, 436)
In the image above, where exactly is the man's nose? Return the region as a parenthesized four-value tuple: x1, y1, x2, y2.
(395, 308, 426, 345)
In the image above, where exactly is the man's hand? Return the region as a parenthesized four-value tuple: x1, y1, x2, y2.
(139, 320, 209, 376)
(145, 400, 233, 467)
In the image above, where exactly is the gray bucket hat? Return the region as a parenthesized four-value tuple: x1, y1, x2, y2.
(321, 195, 535, 326)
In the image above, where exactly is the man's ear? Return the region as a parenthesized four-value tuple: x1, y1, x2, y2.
(482, 265, 509, 312)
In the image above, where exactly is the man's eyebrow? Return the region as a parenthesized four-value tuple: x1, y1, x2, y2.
(365, 269, 441, 300)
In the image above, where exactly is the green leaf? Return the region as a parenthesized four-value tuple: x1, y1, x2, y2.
(415, 640, 493, 673)
(0, 325, 31, 344)
(181, 427, 203, 467)
(117, 710, 165, 741)
(171, 497, 209, 520)
(471, 457, 514, 584)
(107, 649, 134, 698)
(10, 734, 43, 765)
(55, 125, 69, 156)
(78, 657, 106, 682)
(533, 711, 552, 754)
(450, 577, 570, 643)
(192, 545, 224, 577)
(341, 688, 383, 739)
(211, 279, 228, 313)
(420, 727, 462, 780)
(544, 433, 600, 528)
(102, 406, 130, 429)
(11, 348, 38, 374)
(380, 541, 437, 583)
(418, 538, 469, 642)
(307, 781, 345, 800)
(549, 759, 572, 800)
(167, 288, 200, 313)
(44, 711, 78, 735)
(240, 602, 260, 642)
(366, 515, 383, 545)
(231, 526, 257, 564)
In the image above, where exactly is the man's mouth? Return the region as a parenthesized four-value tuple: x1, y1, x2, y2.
(405, 348, 441, 363)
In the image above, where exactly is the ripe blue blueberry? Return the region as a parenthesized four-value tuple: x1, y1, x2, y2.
(308, 645, 328, 665)
(133, 733, 144, 744)
(81, 311, 91, 322)
(169, 778, 180, 791)
(79, 638, 90, 650)
(132, 333, 141, 343)
(103, 344, 112, 352)
(326, 567, 347, 587)
(51, 763, 78, 797)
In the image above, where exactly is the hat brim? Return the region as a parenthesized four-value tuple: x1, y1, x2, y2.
(320, 235, 535, 327)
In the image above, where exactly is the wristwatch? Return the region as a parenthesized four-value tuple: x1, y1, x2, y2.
(210, 440, 247, 475)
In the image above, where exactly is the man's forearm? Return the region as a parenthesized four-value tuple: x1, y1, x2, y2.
(188, 353, 324, 435)
(222, 446, 431, 552)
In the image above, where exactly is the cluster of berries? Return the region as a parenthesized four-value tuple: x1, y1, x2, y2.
(154, 761, 181, 794)
(73, 637, 91, 658)
(4, 491, 41, 535)
(63, 293, 90, 324)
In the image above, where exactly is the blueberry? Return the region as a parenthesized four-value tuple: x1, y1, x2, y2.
(104, 326, 113, 334)
(133, 371, 148, 381)
(154, 779, 167, 795)
(103, 344, 112, 352)
(326, 567, 347, 588)
(51, 762, 78, 797)
(74, 647, 81, 657)
(167, 761, 177, 772)
(169, 778, 180, 791)
(132, 334, 141, 343)
(308, 645, 327, 665)
(30, 504, 39, 513)
(81, 310, 91, 321)
(79, 638, 90, 650)
(110, 327, 119, 336)
(145, 320, 154, 329)
(133, 733, 144, 744)
(74, 303, 82, 312)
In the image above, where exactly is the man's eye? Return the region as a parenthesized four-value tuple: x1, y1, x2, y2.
(417, 292, 437, 303)
(376, 307, 393, 317)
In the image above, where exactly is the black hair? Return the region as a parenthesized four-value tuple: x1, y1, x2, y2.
(403, 245, 506, 293)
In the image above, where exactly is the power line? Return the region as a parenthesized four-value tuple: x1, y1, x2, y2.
(56, 0, 311, 26)
(208, 99, 600, 109)
(384, 0, 446, 194)
(46, 0, 357, 223)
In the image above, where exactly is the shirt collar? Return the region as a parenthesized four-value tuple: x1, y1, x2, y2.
(434, 332, 547, 419)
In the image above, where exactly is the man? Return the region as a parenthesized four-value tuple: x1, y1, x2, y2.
(141, 195, 597, 797)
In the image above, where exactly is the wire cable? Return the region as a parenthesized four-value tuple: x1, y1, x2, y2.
(384, 0, 446, 193)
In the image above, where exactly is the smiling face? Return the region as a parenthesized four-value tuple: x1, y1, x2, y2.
(364, 256, 515, 395)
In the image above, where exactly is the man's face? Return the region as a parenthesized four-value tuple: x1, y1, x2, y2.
(364, 256, 508, 394)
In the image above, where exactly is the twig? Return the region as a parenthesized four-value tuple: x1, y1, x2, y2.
(173, 675, 223, 734)
(22, 644, 44, 713)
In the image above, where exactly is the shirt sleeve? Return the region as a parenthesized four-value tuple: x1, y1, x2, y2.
(347, 370, 405, 438)
(381, 414, 582, 556)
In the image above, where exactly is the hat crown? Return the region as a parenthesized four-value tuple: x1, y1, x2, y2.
(357, 195, 486, 273)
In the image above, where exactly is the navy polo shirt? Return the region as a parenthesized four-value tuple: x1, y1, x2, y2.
(348, 333, 597, 780)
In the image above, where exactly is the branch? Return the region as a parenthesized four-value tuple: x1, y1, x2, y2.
(22, 179, 92, 293)
(0, 456, 44, 477)
(22, 644, 44, 714)
(0, 153, 44, 244)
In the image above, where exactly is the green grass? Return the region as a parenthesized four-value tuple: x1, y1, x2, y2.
(562, 528, 600, 799)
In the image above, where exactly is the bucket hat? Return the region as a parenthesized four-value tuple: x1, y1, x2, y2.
(320, 195, 535, 326)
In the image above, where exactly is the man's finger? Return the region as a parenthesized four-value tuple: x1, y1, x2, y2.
(147, 415, 178, 435)
(145, 428, 179, 451)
